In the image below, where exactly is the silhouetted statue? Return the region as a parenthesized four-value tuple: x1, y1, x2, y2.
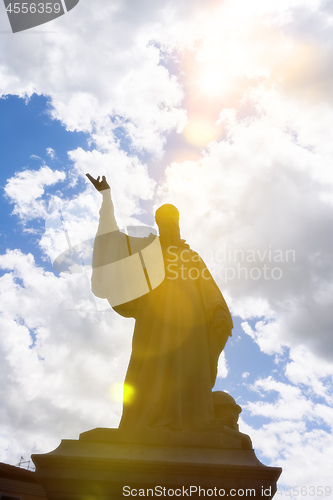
(87, 174, 233, 432)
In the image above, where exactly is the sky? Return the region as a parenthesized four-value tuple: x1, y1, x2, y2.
(0, 0, 333, 497)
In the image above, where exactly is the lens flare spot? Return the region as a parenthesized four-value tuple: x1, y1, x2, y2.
(110, 382, 135, 404)
(123, 383, 136, 404)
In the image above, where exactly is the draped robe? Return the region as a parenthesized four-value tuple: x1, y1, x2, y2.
(92, 190, 233, 431)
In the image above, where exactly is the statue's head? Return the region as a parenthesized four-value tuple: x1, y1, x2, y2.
(155, 204, 180, 245)
(155, 204, 179, 227)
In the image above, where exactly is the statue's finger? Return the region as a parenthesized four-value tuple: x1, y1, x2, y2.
(86, 173, 96, 184)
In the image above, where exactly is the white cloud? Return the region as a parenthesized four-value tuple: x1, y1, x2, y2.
(217, 351, 228, 378)
(4, 166, 66, 222)
(241, 320, 283, 356)
(284, 345, 333, 404)
(0, 249, 133, 463)
(247, 377, 314, 421)
(241, 415, 333, 493)
(240, 370, 333, 494)
(46, 148, 56, 159)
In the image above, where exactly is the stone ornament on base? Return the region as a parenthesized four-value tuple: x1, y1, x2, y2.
(212, 391, 242, 431)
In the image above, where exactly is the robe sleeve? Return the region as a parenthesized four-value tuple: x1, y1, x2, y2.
(91, 188, 121, 299)
(95, 188, 119, 236)
(91, 190, 154, 317)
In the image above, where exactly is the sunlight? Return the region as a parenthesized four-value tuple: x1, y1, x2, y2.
(198, 68, 229, 96)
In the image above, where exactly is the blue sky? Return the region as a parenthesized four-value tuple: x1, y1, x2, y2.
(0, 95, 89, 259)
(1, 1, 333, 497)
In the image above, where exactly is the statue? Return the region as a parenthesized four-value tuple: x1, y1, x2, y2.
(87, 173, 233, 432)
(32, 175, 281, 500)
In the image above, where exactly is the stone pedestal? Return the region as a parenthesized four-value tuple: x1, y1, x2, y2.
(32, 428, 281, 499)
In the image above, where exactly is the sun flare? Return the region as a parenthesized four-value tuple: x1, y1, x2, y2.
(198, 68, 229, 96)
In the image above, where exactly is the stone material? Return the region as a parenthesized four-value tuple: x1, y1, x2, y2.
(32, 428, 281, 500)
(212, 391, 242, 431)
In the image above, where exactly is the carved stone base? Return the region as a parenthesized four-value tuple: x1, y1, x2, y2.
(32, 428, 281, 500)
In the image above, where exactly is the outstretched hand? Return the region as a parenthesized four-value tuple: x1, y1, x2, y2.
(86, 173, 110, 192)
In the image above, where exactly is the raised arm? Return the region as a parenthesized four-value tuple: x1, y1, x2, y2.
(87, 173, 121, 299)
(86, 173, 110, 192)
(86, 173, 118, 235)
